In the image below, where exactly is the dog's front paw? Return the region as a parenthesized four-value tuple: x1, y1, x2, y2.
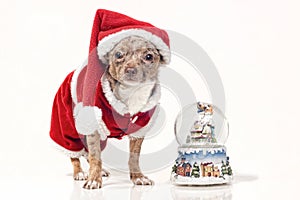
(83, 179, 102, 189)
(130, 173, 154, 185)
(83, 173, 102, 189)
(73, 171, 88, 181)
(83, 177, 102, 189)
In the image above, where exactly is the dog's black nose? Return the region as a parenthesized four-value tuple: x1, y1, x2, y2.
(125, 67, 137, 75)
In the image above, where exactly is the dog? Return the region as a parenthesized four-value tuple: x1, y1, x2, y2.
(51, 36, 167, 189)
(50, 9, 170, 190)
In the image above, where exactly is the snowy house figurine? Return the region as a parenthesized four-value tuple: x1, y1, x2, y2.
(171, 102, 233, 185)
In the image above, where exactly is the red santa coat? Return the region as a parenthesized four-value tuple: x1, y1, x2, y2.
(50, 65, 158, 157)
(49, 9, 170, 157)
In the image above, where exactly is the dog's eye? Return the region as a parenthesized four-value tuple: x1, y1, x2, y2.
(145, 54, 153, 61)
(115, 52, 123, 59)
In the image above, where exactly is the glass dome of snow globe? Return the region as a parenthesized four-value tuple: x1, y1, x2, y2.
(174, 102, 229, 147)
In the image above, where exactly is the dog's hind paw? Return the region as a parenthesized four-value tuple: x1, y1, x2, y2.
(73, 171, 88, 181)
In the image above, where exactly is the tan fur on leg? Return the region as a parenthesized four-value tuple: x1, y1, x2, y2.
(71, 158, 88, 181)
(85, 157, 110, 177)
(83, 133, 103, 189)
(129, 138, 154, 185)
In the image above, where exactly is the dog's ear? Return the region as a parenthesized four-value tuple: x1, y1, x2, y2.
(103, 52, 110, 64)
(159, 54, 166, 65)
(158, 50, 168, 65)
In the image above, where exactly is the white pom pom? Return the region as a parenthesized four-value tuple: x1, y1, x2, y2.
(74, 104, 103, 135)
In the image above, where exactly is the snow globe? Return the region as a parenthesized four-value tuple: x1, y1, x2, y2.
(170, 102, 233, 185)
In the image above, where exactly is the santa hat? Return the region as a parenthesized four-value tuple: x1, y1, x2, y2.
(74, 9, 171, 136)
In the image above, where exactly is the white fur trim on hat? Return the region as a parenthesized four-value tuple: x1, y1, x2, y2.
(97, 29, 170, 64)
(73, 103, 109, 140)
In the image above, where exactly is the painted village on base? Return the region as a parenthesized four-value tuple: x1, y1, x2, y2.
(171, 155, 232, 180)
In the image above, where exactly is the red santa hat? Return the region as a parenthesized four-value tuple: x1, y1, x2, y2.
(74, 9, 171, 136)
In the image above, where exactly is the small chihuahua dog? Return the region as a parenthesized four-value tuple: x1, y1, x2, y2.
(50, 9, 170, 190)
(50, 35, 167, 189)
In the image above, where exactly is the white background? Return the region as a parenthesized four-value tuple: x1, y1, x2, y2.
(1, 0, 299, 199)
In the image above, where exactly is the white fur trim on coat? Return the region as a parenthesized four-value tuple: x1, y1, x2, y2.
(97, 29, 170, 65)
(70, 61, 87, 104)
(140, 84, 161, 113)
(73, 103, 109, 140)
(129, 105, 160, 139)
(50, 139, 88, 158)
(101, 75, 161, 116)
(101, 76, 128, 115)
